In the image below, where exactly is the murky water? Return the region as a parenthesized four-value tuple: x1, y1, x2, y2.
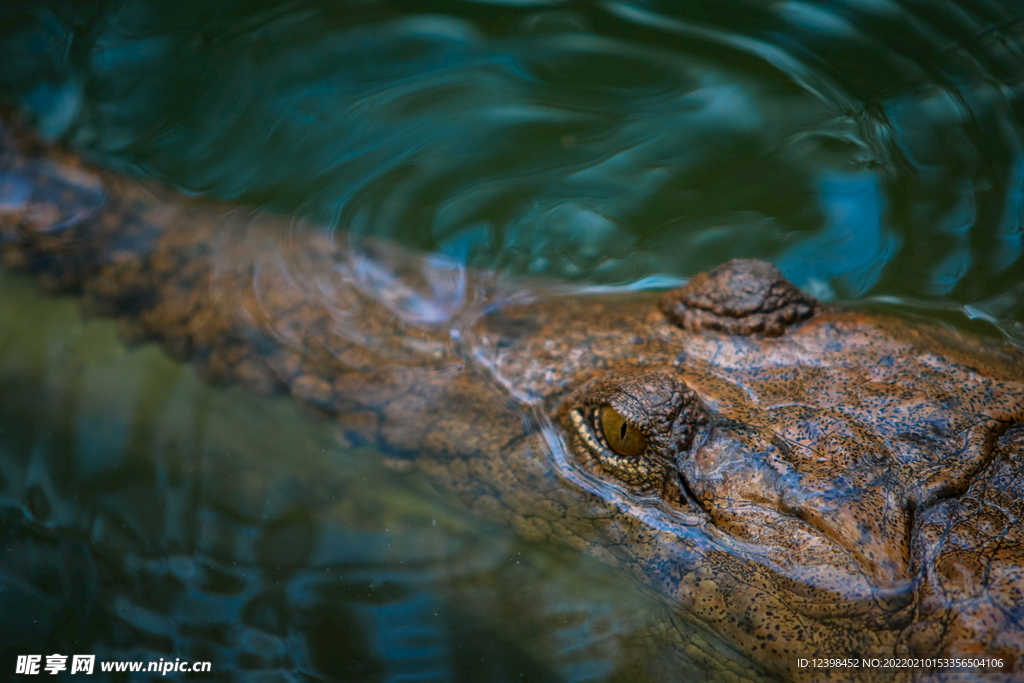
(0, 272, 698, 681)
(1, 0, 1024, 680)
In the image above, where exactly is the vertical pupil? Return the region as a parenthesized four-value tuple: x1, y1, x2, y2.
(597, 405, 647, 457)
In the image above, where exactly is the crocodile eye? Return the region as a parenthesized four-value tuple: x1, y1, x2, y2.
(599, 405, 647, 456)
(559, 369, 707, 496)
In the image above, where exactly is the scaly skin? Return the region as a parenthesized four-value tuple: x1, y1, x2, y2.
(1, 110, 1023, 682)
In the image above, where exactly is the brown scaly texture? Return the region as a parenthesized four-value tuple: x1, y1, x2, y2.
(2, 109, 1024, 682)
(660, 258, 818, 336)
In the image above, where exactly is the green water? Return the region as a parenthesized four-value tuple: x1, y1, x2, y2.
(0, 271, 698, 681)
(3, 0, 1024, 336)
(1, 0, 1024, 680)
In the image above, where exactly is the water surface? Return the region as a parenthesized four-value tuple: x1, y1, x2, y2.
(1, 0, 1024, 680)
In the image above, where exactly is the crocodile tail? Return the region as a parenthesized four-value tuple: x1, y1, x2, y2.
(0, 110, 119, 290)
(0, 110, 480, 445)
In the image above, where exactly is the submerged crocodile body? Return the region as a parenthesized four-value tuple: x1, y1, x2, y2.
(1, 110, 1023, 682)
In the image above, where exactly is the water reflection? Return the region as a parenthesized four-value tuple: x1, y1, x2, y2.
(0, 273, 709, 682)
(777, 170, 897, 298)
(4, 0, 1021, 338)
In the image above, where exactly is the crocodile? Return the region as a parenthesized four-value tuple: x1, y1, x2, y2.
(1, 109, 1023, 682)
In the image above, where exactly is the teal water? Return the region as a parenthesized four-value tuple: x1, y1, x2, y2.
(1, 0, 1024, 681)
(3, 0, 1024, 338)
(0, 272, 685, 681)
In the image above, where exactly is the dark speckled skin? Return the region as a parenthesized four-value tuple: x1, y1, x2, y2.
(2, 110, 1023, 682)
(472, 282, 1024, 679)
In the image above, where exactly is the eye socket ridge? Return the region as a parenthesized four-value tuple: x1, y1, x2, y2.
(560, 368, 709, 493)
(568, 406, 664, 489)
(563, 370, 706, 455)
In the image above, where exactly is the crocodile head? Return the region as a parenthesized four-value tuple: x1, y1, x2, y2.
(465, 259, 1024, 679)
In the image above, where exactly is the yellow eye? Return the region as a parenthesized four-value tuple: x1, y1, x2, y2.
(599, 405, 647, 457)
